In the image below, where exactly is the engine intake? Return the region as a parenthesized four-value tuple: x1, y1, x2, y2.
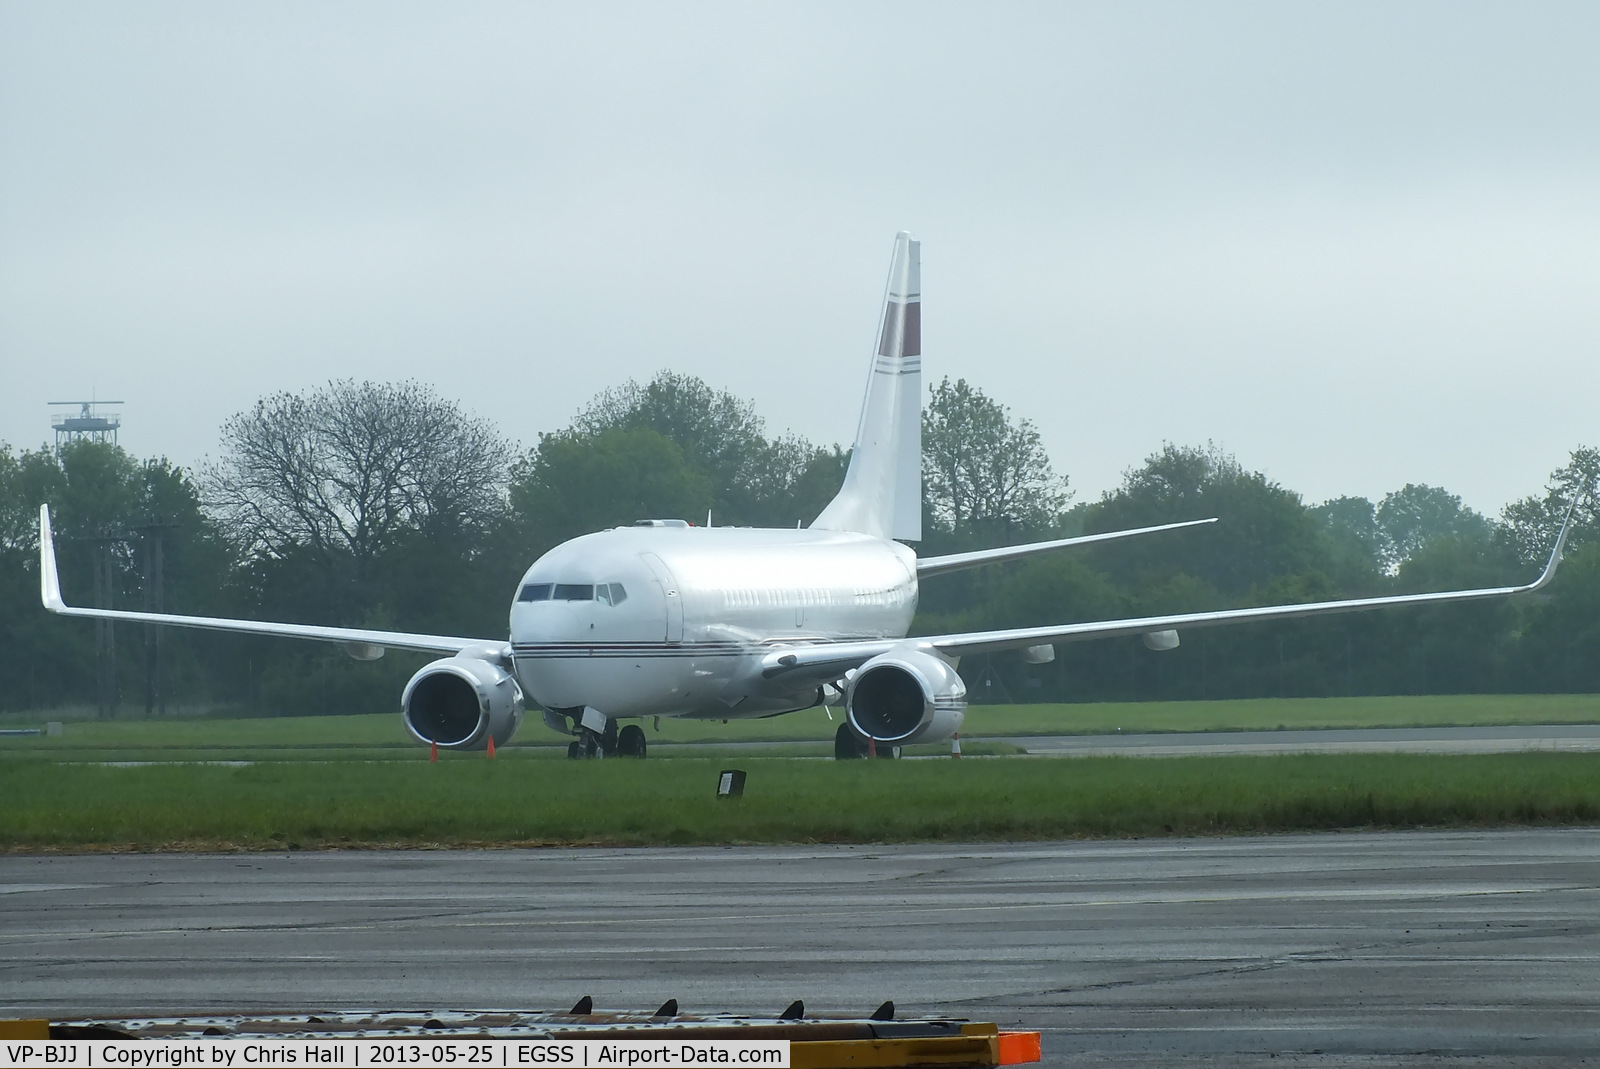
(402, 652, 524, 751)
(846, 647, 966, 745)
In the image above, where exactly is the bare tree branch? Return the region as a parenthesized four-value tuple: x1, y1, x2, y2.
(203, 381, 512, 574)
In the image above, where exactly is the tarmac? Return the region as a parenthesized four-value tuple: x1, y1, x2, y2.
(1001, 722, 1600, 757)
(4, 829, 1599, 1067)
(644, 723, 1600, 758)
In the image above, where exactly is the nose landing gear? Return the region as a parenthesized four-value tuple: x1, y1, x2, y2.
(566, 716, 648, 759)
(565, 712, 616, 759)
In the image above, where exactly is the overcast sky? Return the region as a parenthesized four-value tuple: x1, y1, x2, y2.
(2, 2, 1596, 517)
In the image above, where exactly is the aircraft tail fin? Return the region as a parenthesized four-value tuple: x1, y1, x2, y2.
(811, 231, 922, 541)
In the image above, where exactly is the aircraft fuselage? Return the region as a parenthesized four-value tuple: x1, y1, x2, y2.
(509, 524, 917, 720)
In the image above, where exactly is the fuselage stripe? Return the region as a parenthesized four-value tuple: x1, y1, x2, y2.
(515, 651, 749, 658)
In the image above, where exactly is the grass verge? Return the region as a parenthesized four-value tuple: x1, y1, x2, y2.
(2, 693, 1597, 763)
(3, 752, 1598, 852)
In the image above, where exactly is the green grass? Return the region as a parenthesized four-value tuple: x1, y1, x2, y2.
(3, 752, 1598, 852)
(1, 694, 1596, 764)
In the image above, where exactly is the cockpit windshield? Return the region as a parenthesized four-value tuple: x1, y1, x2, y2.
(518, 582, 627, 605)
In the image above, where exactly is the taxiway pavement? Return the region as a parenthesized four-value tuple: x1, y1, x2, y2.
(4, 830, 1599, 1066)
(1001, 722, 1600, 757)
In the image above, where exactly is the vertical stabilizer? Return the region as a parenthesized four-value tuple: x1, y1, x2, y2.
(811, 232, 922, 541)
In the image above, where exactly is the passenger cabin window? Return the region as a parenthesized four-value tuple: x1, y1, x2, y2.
(597, 582, 628, 606)
(517, 583, 552, 602)
(553, 583, 594, 601)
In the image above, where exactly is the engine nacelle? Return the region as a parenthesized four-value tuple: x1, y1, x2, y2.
(846, 647, 966, 746)
(402, 650, 525, 751)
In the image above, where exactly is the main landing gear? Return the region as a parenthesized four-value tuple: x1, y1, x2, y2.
(566, 717, 648, 759)
(616, 724, 647, 758)
(834, 723, 898, 760)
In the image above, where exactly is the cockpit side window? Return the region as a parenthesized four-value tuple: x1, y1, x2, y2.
(609, 582, 628, 605)
(518, 583, 552, 602)
(553, 583, 595, 601)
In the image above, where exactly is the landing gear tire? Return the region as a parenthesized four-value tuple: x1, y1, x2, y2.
(601, 718, 619, 754)
(566, 741, 581, 760)
(834, 723, 868, 760)
(617, 724, 647, 758)
(876, 744, 901, 759)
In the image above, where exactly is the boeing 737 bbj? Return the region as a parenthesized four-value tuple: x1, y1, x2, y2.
(38, 233, 1574, 759)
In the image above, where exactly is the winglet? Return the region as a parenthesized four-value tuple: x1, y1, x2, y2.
(1529, 495, 1580, 592)
(38, 504, 67, 612)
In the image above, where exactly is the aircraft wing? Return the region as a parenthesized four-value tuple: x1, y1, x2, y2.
(764, 501, 1576, 682)
(915, 517, 1217, 578)
(37, 504, 493, 657)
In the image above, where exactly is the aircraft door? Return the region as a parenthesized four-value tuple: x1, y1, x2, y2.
(640, 552, 684, 642)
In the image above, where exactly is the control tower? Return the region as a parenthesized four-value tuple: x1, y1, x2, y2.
(50, 400, 123, 455)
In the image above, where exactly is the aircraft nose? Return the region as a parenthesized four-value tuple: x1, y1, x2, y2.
(511, 602, 588, 643)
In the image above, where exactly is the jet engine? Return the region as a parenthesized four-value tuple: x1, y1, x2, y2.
(845, 647, 966, 746)
(401, 651, 525, 751)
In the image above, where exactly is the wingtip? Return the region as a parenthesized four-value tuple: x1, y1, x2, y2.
(38, 503, 66, 612)
(1531, 495, 1581, 591)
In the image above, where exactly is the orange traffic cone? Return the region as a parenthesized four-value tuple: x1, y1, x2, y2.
(951, 733, 962, 758)
(429, 740, 438, 763)
(487, 735, 496, 759)
(867, 737, 877, 758)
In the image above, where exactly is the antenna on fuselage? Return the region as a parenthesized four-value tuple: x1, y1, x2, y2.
(706, 509, 713, 528)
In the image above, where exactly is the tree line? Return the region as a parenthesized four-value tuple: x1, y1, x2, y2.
(1, 372, 1595, 716)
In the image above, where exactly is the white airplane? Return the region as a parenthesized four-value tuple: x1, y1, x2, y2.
(38, 233, 1575, 760)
